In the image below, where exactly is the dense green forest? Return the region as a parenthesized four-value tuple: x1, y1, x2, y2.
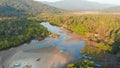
(38, 14, 120, 54)
(0, 0, 63, 16)
(0, 17, 49, 50)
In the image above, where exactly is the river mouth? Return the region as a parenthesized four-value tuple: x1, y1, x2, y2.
(0, 22, 85, 68)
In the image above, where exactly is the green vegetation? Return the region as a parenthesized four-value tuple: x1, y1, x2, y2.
(81, 42, 110, 55)
(0, 17, 49, 50)
(96, 42, 110, 51)
(67, 60, 95, 68)
(109, 42, 120, 54)
(39, 14, 120, 54)
(81, 46, 102, 55)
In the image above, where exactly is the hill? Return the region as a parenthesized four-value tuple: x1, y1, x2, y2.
(0, 0, 63, 16)
(43, 0, 114, 11)
(104, 6, 120, 12)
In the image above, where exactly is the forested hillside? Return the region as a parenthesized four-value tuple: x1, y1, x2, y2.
(0, 0, 63, 16)
(0, 18, 50, 50)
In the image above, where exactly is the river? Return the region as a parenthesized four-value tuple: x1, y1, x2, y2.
(0, 22, 85, 68)
(26, 22, 85, 59)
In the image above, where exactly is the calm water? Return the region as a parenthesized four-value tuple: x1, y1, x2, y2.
(25, 22, 85, 60)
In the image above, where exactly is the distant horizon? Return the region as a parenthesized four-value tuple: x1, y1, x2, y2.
(34, 0, 120, 5)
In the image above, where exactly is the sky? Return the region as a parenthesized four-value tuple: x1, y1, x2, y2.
(34, 0, 120, 5)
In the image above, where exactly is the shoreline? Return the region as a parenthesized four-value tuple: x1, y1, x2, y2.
(0, 36, 47, 51)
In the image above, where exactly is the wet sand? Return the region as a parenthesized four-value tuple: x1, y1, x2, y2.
(3, 46, 70, 68)
(65, 32, 84, 42)
(60, 27, 84, 42)
(0, 29, 71, 68)
(0, 39, 70, 68)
